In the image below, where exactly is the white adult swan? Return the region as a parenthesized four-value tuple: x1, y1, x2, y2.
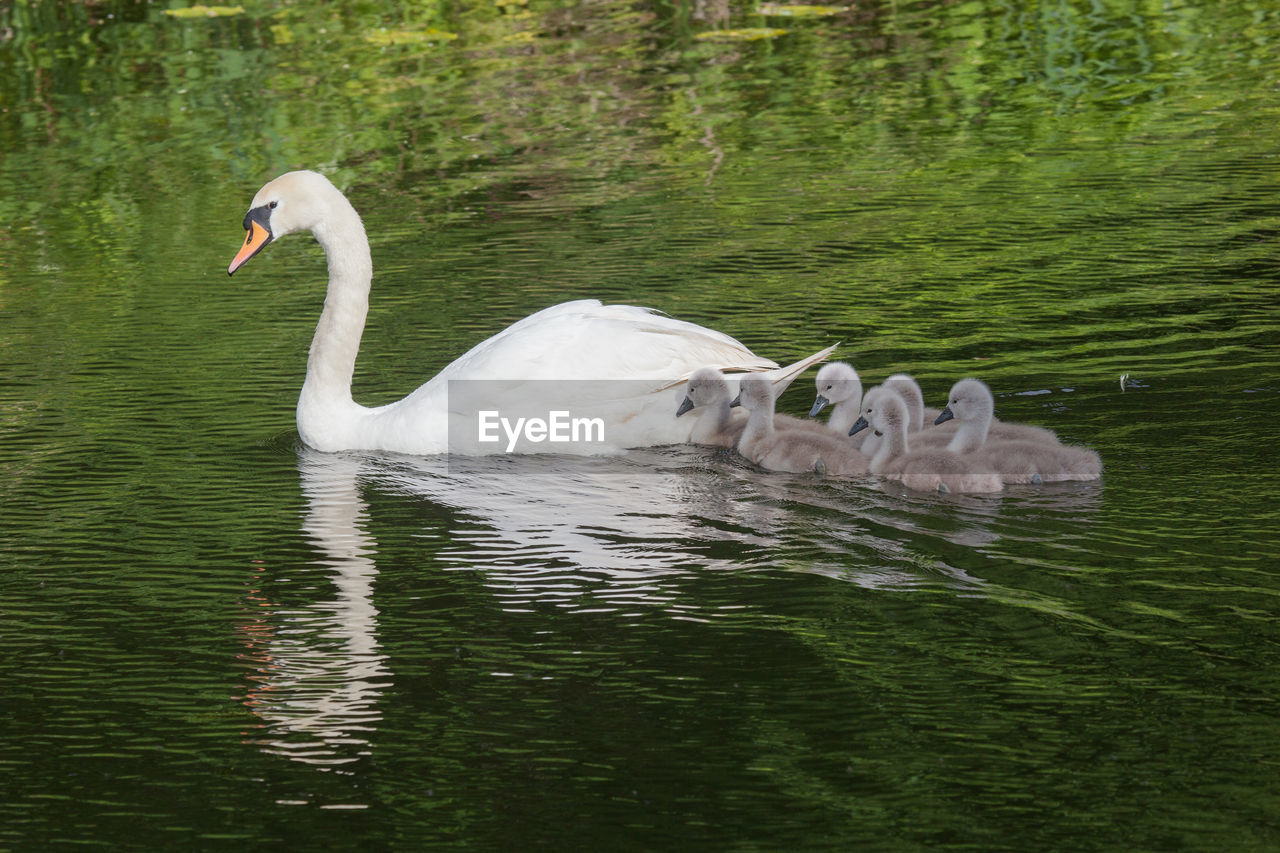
(228, 170, 834, 454)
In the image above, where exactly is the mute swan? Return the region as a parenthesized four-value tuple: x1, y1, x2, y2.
(677, 368, 852, 449)
(857, 375, 957, 460)
(883, 374, 946, 433)
(805, 365, 933, 456)
(848, 376, 955, 458)
(933, 378, 1060, 453)
(935, 379, 1100, 483)
(735, 375, 869, 476)
(676, 368, 747, 448)
(809, 362, 872, 449)
(850, 388, 1001, 494)
(228, 170, 835, 454)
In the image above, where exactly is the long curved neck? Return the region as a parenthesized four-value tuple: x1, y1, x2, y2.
(298, 206, 374, 442)
(901, 391, 923, 433)
(826, 390, 862, 434)
(870, 418, 908, 474)
(694, 399, 735, 442)
(947, 409, 991, 454)
(739, 402, 775, 452)
(884, 379, 923, 432)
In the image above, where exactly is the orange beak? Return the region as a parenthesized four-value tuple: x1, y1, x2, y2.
(228, 208, 274, 275)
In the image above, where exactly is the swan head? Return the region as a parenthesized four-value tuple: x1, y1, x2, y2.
(811, 361, 860, 416)
(732, 374, 774, 413)
(850, 386, 906, 438)
(936, 378, 992, 426)
(883, 372, 924, 406)
(228, 170, 350, 275)
(677, 367, 731, 417)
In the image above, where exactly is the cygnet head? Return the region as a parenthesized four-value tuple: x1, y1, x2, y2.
(230, 170, 355, 274)
(865, 387, 909, 436)
(882, 373, 927, 427)
(849, 386, 905, 437)
(733, 374, 775, 413)
(935, 378, 993, 426)
(811, 361, 861, 416)
(677, 367, 732, 417)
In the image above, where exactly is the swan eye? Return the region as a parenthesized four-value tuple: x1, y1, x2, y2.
(269, 200, 278, 209)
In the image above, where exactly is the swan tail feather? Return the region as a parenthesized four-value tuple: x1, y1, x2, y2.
(655, 342, 839, 393)
(758, 342, 840, 396)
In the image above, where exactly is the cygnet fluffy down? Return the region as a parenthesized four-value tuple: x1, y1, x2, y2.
(851, 387, 1002, 494)
(736, 374, 869, 476)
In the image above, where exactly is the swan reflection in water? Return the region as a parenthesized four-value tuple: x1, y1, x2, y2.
(238, 453, 391, 769)
(238, 446, 1101, 766)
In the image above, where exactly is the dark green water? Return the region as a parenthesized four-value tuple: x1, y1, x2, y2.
(2, 0, 1278, 847)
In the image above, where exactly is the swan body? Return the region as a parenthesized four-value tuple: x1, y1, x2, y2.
(229, 170, 835, 455)
(934, 378, 1061, 454)
(971, 440, 1103, 484)
(736, 375, 869, 476)
(851, 388, 1001, 494)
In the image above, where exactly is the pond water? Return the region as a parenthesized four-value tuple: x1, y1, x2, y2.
(2, 0, 1278, 847)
